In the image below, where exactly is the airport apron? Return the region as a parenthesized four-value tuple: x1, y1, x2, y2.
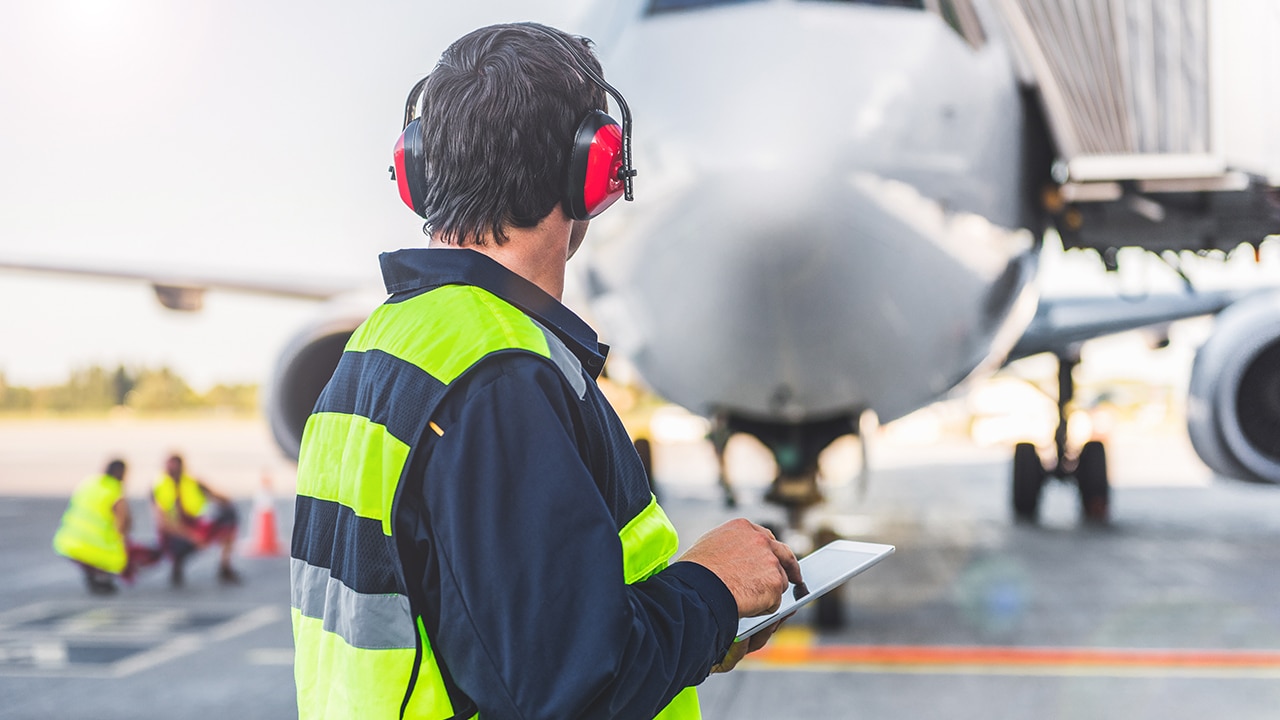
(52, 474, 127, 573)
(290, 284, 700, 720)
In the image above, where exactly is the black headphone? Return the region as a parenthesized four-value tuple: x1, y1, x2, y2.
(391, 26, 636, 222)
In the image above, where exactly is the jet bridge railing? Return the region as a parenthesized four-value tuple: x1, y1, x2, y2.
(991, 0, 1279, 256)
(994, 0, 1279, 186)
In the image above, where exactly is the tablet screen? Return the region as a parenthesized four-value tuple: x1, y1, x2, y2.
(735, 540, 894, 640)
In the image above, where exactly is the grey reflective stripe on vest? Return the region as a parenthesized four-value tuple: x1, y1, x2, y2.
(292, 558, 417, 651)
(532, 319, 586, 399)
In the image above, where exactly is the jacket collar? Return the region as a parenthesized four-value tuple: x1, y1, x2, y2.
(379, 248, 608, 378)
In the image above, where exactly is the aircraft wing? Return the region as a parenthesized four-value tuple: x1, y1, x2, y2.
(0, 259, 360, 311)
(1007, 290, 1247, 362)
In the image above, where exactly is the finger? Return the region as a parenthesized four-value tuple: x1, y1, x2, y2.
(753, 522, 777, 541)
(712, 640, 749, 674)
(772, 540, 804, 586)
(760, 592, 782, 615)
(747, 621, 780, 653)
(793, 581, 810, 600)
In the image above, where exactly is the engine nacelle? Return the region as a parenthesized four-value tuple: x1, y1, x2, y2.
(1187, 289, 1280, 483)
(264, 312, 367, 461)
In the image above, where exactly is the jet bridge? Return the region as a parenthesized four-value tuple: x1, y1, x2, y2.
(993, 0, 1280, 259)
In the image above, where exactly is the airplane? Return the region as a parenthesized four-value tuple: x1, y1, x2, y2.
(4, 0, 1279, 536)
(562, 0, 1280, 530)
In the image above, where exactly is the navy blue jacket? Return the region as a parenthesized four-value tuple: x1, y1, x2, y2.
(382, 249, 738, 719)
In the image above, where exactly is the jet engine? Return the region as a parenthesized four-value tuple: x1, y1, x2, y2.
(264, 311, 368, 461)
(1186, 290, 1280, 484)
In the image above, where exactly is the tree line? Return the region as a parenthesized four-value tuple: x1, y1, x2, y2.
(0, 365, 258, 415)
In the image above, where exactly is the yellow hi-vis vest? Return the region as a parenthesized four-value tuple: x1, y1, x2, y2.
(53, 474, 127, 573)
(290, 284, 700, 719)
(152, 472, 206, 521)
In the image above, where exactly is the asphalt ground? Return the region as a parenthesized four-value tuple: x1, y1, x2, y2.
(3, 416, 1280, 719)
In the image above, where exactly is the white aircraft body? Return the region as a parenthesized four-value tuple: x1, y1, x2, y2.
(555, 0, 1280, 525)
(6, 0, 1279, 528)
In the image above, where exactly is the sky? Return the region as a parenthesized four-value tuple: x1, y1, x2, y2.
(0, 0, 1276, 395)
(0, 0, 590, 390)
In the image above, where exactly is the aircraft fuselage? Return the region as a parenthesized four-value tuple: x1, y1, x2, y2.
(581, 1, 1041, 430)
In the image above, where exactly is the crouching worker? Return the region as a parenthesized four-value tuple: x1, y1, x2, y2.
(152, 454, 242, 587)
(53, 459, 160, 595)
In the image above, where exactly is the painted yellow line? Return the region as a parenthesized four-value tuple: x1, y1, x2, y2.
(743, 644, 1280, 677)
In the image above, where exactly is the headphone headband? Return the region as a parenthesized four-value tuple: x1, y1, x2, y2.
(402, 76, 429, 130)
(523, 25, 636, 201)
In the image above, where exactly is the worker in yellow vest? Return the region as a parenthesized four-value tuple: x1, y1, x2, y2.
(152, 453, 241, 587)
(53, 459, 159, 594)
(290, 23, 802, 719)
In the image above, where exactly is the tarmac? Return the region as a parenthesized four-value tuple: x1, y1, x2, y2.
(3, 415, 1280, 719)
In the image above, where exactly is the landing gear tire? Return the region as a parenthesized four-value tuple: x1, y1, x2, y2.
(814, 590, 845, 630)
(1012, 442, 1046, 523)
(1076, 440, 1110, 524)
(812, 526, 845, 630)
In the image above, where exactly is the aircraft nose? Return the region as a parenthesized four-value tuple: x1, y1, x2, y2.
(586, 153, 1030, 422)
(581, 2, 1031, 421)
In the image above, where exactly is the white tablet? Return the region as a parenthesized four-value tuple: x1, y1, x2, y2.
(736, 539, 895, 641)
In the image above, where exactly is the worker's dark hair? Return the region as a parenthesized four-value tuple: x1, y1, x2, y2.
(105, 459, 126, 479)
(414, 22, 608, 246)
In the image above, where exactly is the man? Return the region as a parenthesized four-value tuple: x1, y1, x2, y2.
(152, 453, 241, 587)
(53, 459, 158, 594)
(290, 23, 801, 719)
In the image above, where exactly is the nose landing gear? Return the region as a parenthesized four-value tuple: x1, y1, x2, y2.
(709, 412, 866, 628)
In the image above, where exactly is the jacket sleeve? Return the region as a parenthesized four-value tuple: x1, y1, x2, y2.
(394, 355, 738, 720)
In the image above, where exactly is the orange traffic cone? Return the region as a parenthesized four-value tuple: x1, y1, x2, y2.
(246, 473, 284, 557)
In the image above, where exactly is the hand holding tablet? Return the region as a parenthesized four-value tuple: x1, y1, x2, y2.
(736, 539, 895, 641)
(677, 519, 805, 619)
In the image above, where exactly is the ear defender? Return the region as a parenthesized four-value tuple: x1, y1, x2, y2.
(391, 26, 636, 222)
(565, 110, 626, 221)
(393, 118, 428, 218)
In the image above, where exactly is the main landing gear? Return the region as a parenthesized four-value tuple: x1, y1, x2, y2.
(1011, 352, 1111, 524)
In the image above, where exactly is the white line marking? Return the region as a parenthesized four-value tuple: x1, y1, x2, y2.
(246, 648, 294, 666)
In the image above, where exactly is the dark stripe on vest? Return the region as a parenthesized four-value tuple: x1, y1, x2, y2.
(293, 495, 401, 596)
(315, 349, 447, 445)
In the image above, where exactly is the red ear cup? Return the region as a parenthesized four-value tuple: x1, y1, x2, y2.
(394, 118, 428, 218)
(565, 110, 625, 221)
